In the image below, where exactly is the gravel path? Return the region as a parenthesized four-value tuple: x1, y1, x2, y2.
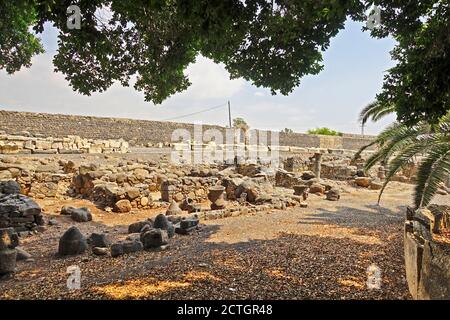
(0, 183, 422, 300)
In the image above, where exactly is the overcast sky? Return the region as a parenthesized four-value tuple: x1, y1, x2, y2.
(0, 19, 397, 135)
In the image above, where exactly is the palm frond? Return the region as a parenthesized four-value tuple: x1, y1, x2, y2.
(414, 143, 450, 208)
(359, 101, 395, 125)
(364, 123, 424, 172)
(438, 111, 450, 133)
(376, 137, 436, 204)
(352, 122, 404, 163)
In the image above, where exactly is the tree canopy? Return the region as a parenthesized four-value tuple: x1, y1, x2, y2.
(0, 1, 448, 125)
(232, 117, 249, 129)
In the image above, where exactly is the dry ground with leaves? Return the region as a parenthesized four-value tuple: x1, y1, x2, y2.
(2, 182, 447, 300)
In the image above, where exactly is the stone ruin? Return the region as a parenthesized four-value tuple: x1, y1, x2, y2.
(405, 205, 450, 299)
(0, 131, 129, 155)
(280, 147, 423, 192)
(0, 181, 44, 234)
(0, 181, 42, 278)
(1, 143, 448, 274)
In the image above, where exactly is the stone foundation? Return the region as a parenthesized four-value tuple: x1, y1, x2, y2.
(404, 206, 450, 300)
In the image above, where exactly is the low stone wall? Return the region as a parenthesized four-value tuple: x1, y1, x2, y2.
(0, 132, 129, 155)
(0, 110, 375, 151)
(404, 206, 450, 299)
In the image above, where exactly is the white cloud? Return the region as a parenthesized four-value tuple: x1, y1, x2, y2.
(181, 56, 245, 100)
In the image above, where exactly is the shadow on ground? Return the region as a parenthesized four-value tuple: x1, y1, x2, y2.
(0, 201, 410, 299)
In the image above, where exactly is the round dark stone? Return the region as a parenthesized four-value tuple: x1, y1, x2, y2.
(58, 227, 87, 256)
(153, 214, 169, 230)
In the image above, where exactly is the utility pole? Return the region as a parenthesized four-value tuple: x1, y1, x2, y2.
(228, 100, 232, 128)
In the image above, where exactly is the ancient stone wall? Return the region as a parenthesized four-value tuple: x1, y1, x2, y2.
(0, 110, 375, 150)
(0, 132, 129, 155)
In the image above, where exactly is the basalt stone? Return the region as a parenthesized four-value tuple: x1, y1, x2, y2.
(153, 214, 175, 238)
(60, 205, 75, 215)
(122, 240, 143, 254)
(166, 222, 175, 238)
(70, 207, 92, 223)
(0, 180, 21, 195)
(128, 221, 151, 234)
(140, 224, 152, 234)
(175, 218, 200, 235)
(110, 243, 124, 257)
(58, 226, 87, 256)
(180, 218, 199, 230)
(88, 233, 110, 248)
(175, 225, 196, 235)
(153, 214, 169, 230)
(0, 249, 17, 275)
(140, 228, 168, 249)
(126, 233, 141, 242)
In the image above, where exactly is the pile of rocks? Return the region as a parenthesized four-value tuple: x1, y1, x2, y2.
(0, 132, 129, 155)
(111, 214, 202, 257)
(0, 181, 44, 233)
(56, 213, 200, 259)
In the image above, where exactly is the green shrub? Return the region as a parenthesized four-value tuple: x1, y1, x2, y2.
(307, 127, 342, 136)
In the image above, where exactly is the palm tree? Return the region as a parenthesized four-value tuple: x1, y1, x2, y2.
(359, 101, 395, 126)
(355, 102, 450, 209)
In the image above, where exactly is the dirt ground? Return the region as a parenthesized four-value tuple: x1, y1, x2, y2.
(1, 182, 447, 300)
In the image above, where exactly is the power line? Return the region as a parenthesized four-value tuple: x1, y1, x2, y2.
(162, 102, 228, 121)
